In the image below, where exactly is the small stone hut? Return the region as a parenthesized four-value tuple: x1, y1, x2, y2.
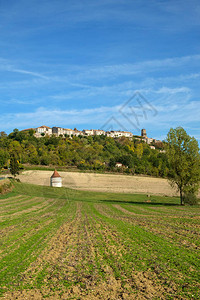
(50, 169, 62, 187)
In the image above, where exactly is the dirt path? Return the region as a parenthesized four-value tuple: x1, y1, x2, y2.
(17, 170, 186, 196)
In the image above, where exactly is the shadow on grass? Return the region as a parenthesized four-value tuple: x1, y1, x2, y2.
(8, 181, 180, 206)
(98, 199, 179, 206)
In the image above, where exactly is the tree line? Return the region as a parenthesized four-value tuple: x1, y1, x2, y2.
(0, 128, 168, 177)
(0, 127, 200, 205)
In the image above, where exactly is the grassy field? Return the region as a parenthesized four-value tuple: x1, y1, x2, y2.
(0, 182, 199, 299)
(18, 170, 181, 196)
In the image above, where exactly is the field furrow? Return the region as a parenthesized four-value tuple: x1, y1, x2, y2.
(1, 184, 200, 299)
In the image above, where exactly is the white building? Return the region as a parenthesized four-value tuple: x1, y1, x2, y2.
(150, 145, 156, 150)
(93, 130, 106, 136)
(120, 131, 133, 138)
(35, 126, 52, 137)
(106, 131, 115, 138)
(115, 162, 128, 168)
(64, 129, 74, 136)
(52, 127, 75, 137)
(106, 131, 133, 138)
(82, 129, 94, 136)
(52, 127, 65, 136)
(27, 125, 135, 140)
(50, 170, 62, 187)
(73, 129, 83, 136)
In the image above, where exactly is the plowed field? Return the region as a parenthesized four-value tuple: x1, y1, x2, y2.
(0, 184, 200, 299)
(18, 170, 182, 196)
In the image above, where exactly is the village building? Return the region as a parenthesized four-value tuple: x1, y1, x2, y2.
(106, 131, 115, 138)
(52, 127, 75, 137)
(35, 125, 52, 137)
(106, 130, 133, 138)
(52, 127, 65, 136)
(106, 131, 133, 138)
(64, 129, 74, 136)
(141, 128, 147, 138)
(93, 129, 106, 136)
(50, 169, 62, 187)
(22, 125, 162, 146)
(115, 162, 123, 168)
(115, 162, 128, 168)
(120, 131, 133, 138)
(73, 129, 83, 136)
(82, 129, 94, 136)
(21, 128, 36, 132)
(150, 145, 156, 150)
(146, 137, 154, 144)
(140, 129, 162, 145)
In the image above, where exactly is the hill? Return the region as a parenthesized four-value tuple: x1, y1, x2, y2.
(0, 129, 167, 178)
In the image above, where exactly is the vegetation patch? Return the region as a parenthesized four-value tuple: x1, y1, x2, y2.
(0, 179, 13, 195)
(0, 182, 199, 299)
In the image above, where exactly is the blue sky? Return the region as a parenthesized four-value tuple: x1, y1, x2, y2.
(0, 0, 200, 142)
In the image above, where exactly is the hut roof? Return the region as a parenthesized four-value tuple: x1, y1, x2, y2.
(51, 170, 61, 178)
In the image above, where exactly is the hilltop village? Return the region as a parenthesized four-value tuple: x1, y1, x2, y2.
(23, 125, 161, 146)
(0, 125, 167, 177)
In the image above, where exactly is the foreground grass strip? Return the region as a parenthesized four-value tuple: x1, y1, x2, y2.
(93, 203, 200, 299)
(0, 196, 76, 296)
(1, 182, 199, 299)
(12, 181, 180, 205)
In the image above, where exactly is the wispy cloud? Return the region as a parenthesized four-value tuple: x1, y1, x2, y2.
(1, 54, 200, 87)
(50, 54, 200, 81)
(11, 68, 49, 80)
(1, 97, 199, 141)
(154, 87, 191, 94)
(0, 58, 49, 79)
(0, 98, 38, 105)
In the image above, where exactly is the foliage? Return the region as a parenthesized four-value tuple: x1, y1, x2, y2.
(9, 154, 20, 178)
(0, 183, 199, 299)
(166, 127, 200, 205)
(183, 192, 199, 205)
(0, 128, 171, 178)
(0, 180, 13, 194)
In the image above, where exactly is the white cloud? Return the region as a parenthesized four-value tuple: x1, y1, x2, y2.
(55, 54, 200, 81)
(155, 87, 191, 94)
(0, 57, 49, 80)
(1, 98, 199, 139)
(1, 54, 200, 89)
(11, 68, 49, 80)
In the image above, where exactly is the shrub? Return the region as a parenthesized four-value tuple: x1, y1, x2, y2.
(183, 193, 198, 205)
(0, 181, 13, 194)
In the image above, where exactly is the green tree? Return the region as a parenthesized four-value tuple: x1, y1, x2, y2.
(0, 149, 8, 168)
(166, 127, 200, 205)
(0, 131, 7, 138)
(135, 143, 143, 159)
(10, 154, 20, 178)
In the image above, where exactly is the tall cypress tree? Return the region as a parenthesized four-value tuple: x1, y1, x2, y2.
(10, 154, 20, 178)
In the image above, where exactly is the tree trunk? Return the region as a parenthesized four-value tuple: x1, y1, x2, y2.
(180, 189, 184, 205)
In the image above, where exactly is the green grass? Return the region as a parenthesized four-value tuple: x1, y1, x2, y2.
(10, 180, 180, 205)
(0, 181, 199, 299)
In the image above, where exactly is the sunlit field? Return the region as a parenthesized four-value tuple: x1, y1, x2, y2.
(0, 182, 199, 299)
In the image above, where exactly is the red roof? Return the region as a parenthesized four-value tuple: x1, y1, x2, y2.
(39, 125, 51, 129)
(51, 170, 61, 178)
(21, 128, 35, 131)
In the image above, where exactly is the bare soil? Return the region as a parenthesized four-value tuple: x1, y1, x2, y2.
(17, 170, 190, 197)
(3, 202, 169, 300)
(2, 197, 199, 299)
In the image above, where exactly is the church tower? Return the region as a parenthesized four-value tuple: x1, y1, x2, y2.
(141, 129, 147, 138)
